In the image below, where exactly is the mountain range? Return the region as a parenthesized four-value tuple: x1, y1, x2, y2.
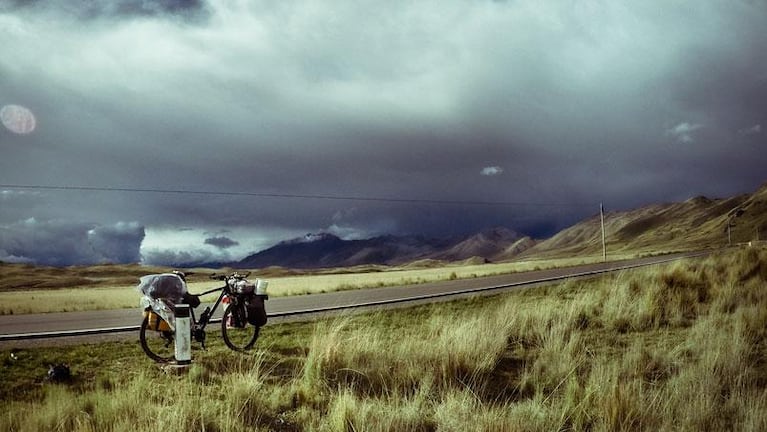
(235, 228, 534, 269)
(232, 181, 767, 270)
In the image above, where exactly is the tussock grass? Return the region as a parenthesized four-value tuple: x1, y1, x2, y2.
(3, 247, 767, 431)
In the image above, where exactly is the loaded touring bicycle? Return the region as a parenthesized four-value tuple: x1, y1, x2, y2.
(137, 271, 268, 362)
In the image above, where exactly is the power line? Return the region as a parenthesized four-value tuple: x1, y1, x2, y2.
(0, 183, 595, 208)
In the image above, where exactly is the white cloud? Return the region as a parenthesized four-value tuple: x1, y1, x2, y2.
(140, 226, 299, 266)
(738, 124, 762, 136)
(667, 122, 703, 143)
(331, 208, 359, 223)
(481, 166, 504, 176)
(326, 224, 368, 240)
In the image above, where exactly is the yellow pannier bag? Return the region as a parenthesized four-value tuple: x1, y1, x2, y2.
(143, 310, 171, 332)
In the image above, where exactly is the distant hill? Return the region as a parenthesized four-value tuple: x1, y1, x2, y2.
(431, 227, 533, 262)
(236, 228, 535, 269)
(522, 181, 767, 258)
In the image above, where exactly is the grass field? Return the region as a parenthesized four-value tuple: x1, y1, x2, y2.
(0, 252, 642, 315)
(2, 247, 766, 431)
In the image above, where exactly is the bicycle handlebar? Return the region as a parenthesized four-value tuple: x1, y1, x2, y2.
(208, 271, 251, 281)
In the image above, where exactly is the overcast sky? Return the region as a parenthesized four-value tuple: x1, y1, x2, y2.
(1, 0, 766, 266)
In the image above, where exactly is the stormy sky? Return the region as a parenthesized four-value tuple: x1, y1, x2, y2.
(1, 0, 766, 266)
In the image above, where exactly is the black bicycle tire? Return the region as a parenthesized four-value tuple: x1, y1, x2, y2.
(139, 315, 175, 363)
(221, 304, 260, 351)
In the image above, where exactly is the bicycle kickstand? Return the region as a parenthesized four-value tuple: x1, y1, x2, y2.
(193, 328, 207, 350)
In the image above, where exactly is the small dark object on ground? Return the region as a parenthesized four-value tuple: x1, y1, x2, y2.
(47, 363, 71, 382)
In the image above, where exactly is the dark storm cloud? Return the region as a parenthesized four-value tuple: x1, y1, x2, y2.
(204, 236, 239, 249)
(88, 222, 146, 263)
(0, 219, 144, 265)
(2, 0, 767, 265)
(2, 0, 207, 20)
(140, 248, 230, 267)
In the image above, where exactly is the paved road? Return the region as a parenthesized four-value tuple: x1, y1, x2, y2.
(0, 251, 706, 345)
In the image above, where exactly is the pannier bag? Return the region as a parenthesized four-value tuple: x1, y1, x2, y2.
(245, 295, 268, 327)
(143, 310, 172, 332)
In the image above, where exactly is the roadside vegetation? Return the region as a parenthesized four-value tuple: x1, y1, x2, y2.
(2, 247, 766, 431)
(1, 251, 649, 315)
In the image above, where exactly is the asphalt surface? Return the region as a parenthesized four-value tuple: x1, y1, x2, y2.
(0, 251, 706, 347)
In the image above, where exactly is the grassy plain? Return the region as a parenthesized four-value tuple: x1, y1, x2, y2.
(0, 252, 640, 315)
(2, 247, 767, 431)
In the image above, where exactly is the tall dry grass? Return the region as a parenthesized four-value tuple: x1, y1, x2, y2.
(3, 247, 767, 431)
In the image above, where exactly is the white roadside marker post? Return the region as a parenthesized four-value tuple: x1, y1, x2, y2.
(174, 304, 192, 367)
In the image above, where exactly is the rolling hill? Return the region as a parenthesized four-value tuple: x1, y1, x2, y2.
(522, 181, 767, 259)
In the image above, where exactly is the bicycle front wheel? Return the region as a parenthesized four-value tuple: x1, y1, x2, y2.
(139, 316, 175, 362)
(221, 304, 260, 351)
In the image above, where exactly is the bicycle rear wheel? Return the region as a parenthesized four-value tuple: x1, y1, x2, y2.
(221, 304, 260, 351)
(139, 315, 175, 362)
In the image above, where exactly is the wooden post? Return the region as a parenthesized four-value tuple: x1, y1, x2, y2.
(600, 203, 606, 262)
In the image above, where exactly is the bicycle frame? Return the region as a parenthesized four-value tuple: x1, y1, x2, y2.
(193, 285, 228, 328)
(186, 281, 238, 346)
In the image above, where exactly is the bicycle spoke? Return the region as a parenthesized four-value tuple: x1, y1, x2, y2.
(140, 316, 175, 362)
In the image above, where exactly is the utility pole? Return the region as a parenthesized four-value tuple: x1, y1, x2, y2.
(728, 221, 732, 246)
(600, 203, 606, 262)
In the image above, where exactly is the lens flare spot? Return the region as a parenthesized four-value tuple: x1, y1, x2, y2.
(1, 104, 37, 135)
